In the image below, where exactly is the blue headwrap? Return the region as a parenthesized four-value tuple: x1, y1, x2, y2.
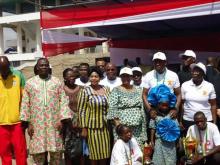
(147, 84, 176, 108)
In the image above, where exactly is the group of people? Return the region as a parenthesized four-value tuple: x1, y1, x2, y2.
(0, 49, 220, 165)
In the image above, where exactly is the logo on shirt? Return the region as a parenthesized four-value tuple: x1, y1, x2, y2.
(12, 80, 17, 86)
(167, 80, 173, 86)
(202, 90, 207, 96)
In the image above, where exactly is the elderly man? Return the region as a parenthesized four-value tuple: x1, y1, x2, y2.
(0, 56, 27, 165)
(142, 52, 181, 114)
(20, 58, 72, 165)
(186, 111, 220, 164)
(99, 63, 121, 91)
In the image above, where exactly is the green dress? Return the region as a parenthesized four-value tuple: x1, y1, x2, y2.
(107, 86, 147, 146)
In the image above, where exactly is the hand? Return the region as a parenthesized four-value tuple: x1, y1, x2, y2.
(28, 123, 34, 139)
(114, 119, 120, 127)
(81, 128, 88, 138)
(149, 110, 157, 120)
(150, 141, 155, 148)
(169, 109, 177, 119)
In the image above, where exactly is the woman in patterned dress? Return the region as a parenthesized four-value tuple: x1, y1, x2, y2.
(107, 67, 147, 146)
(78, 67, 111, 165)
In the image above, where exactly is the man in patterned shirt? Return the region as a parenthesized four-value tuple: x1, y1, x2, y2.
(20, 58, 72, 165)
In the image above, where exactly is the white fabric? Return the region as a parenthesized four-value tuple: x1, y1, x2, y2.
(99, 77, 122, 91)
(187, 122, 220, 151)
(181, 79, 216, 121)
(110, 138, 143, 165)
(75, 78, 91, 86)
(152, 52, 166, 61)
(190, 62, 207, 74)
(130, 79, 145, 88)
(179, 50, 196, 59)
(142, 68, 180, 92)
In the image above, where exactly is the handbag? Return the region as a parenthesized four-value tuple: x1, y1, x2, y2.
(64, 130, 82, 159)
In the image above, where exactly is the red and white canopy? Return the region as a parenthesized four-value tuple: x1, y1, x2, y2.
(41, 0, 220, 56)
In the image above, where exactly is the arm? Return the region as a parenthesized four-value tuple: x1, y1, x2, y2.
(209, 99, 217, 124)
(142, 87, 151, 111)
(174, 87, 181, 110)
(150, 129, 156, 147)
(179, 99, 185, 130)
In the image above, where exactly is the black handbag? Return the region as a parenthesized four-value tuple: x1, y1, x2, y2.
(64, 130, 82, 159)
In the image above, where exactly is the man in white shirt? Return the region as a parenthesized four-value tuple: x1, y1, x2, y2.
(75, 63, 91, 86)
(142, 52, 181, 114)
(99, 63, 121, 91)
(186, 111, 220, 164)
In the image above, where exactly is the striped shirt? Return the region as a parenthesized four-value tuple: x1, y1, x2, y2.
(78, 86, 110, 129)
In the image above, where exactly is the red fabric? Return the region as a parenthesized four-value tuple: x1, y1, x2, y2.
(41, 0, 218, 29)
(110, 32, 220, 52)
(42, 40, 105, 57)
(0, 123, 27, 165)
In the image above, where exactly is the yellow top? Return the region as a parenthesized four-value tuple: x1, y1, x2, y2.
(0, 69, 25, 125)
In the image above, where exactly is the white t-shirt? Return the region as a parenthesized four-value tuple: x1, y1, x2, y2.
(187, 122, 220, 152)
(110, 138, 143, 165)
(142, 68, 180, 93)
(130, 77, 144, 88)
(75, 78, 91, 86)
(99, 77, 122, 91)
(181, 80, 216, 121)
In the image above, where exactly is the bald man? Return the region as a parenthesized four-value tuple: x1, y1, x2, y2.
(99, 63, 122, 91)
(0, 56, 27, 165)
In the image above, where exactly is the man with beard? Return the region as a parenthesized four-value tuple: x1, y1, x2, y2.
(142, 52, 181, 115)
(0, 56, 27, 165)
(99, 63, 121, 91)
(20, 58, 72, 165)
(178, 50, 196, 85)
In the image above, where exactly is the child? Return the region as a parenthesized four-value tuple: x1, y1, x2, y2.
(148, 84, 180, 165)
(110, 124, 143, 165)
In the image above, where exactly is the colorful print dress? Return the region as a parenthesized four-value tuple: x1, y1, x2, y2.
(78, 85, 111, 160)
(107, 86, 147, 146)
(20, 75, 72, 154)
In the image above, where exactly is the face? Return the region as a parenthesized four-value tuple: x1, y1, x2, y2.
(37, 59, 50, 78)
(194, 115, 207, 130)
(96, 60, 105, 73)
(79, 65, 89, 77)
(106, 64, 117, 80)
(120, 74, 132, 86)
(0, 57, 10, 79)
(89, 71, 101, 86)
(158, 102, 169, 112)
(153, 59, 166, 73)
(120, 127, 132, 143)
(191, 67, 204, 81)
(64, 70, 78, 87)
(132, 71, 142, 83)
(182, 55, 195, 67)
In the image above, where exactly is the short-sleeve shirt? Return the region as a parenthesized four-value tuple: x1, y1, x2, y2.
(142, 68, 180, 93)
(187, 122, 220, 151)
(75, 78, 91, 86)
(99, 77, 122, 91)
(0, 68, 25, 125)
(181, 79, 216, 121)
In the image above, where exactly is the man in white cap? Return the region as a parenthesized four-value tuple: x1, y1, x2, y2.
(142, 52, 181, 114)
(178, 50, 196, 85)
(131, 67, 144, 87)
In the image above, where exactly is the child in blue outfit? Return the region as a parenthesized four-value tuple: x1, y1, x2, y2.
(148, 84, 180, 165)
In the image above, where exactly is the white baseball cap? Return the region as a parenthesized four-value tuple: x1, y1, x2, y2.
(131, 67, 142, 73)
(179, 50, 196, 59)
(190, 62, 206, 74)
(152, 52, 166, 61)
(119, 67, 133, 76)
